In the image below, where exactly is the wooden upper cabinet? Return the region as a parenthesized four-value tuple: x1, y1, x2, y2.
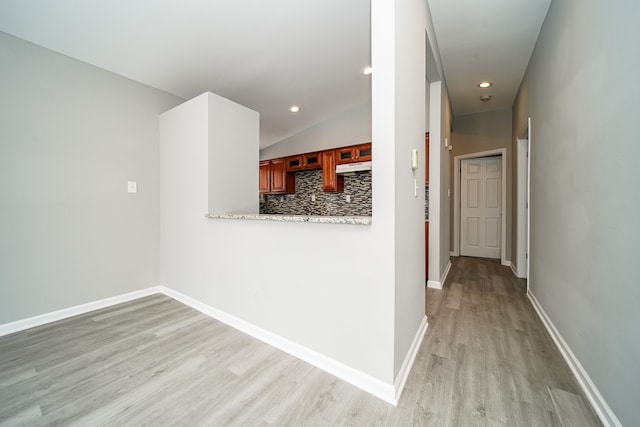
(259, 160, 271, 194)
(270, 158, 295, 194)
(286, 152, 322, 172)
(285, 155, 304, 172)
(262, 143, 370, 194)
(425, 132, 430, 185)
(335, 143, 372, 165)
(303, 152, 322, 169)
(260, 158, 295, 194)
(321, 150, 344, 192)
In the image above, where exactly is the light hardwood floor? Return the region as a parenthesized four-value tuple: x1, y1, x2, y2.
(0, 257, 601, 426)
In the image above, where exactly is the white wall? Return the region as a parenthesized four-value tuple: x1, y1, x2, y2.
(424, 80, 430, 132)
(427, 80, 452, 288)
(513, 0, 640, 425)
(159, 0, 432, 402)
(387, 0, 428, 378)
(0, 32, 183, 324)
(260, 100, 371, 160)
(160, 94, 396, 398)
(422, 2, 451, 289)
(207, 92, 259, 214)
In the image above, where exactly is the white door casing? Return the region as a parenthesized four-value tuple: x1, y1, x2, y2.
(516, 118, 531, 282)
(453, 148, 507, 265)
(460, 156, 502, 259)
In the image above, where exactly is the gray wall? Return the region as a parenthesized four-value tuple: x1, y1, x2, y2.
(0, 32, 183, 323)
(512, 0, 640, 425)
(450, 109, 512, 260)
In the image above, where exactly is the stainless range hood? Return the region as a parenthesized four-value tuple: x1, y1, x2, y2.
(336, 161, 372, 174)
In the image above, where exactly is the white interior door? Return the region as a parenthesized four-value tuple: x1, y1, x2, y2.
(460, 156, 502, 259)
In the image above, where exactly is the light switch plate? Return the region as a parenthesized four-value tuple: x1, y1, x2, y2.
(346, 195, 351, 203)
(127, 181, 137, 193)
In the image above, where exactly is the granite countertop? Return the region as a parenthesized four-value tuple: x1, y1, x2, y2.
(205, 213, 372, 225)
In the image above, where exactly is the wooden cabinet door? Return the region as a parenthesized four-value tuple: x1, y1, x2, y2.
(286, 153, 321, 171)
(259, 160, 271, 194)
(270, 158, 295, 194)
(335, 143, 372, 164)
(286, 155, 304, 172)
(335, 147, 356, 164)
(321, 151, 344, 192)
(303, 152, 322, 169)
(270, 159, 286, 193)
(355, 143, 372, 162)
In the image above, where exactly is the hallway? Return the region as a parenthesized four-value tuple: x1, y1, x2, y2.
(0, 258, 602, 426)
(410, 256, 601, 426)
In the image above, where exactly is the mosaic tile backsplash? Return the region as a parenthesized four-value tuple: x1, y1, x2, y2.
(260, 170, 372, 216)
(425, 185, 429, 221)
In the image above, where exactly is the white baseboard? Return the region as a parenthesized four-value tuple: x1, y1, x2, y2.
(441, 260, 452, 285)
(427, 259, 452, 290)
(160, 286, 397, 405)
(449, 251, 455, 256)
(501, 259, 512, 267)
(427, 280, 442, 290)
(527, 291, 622, 427)
(394, 315, 428, 403)
(510, 262, 518, 277)
(0, 286, 162, 337)
(0, 284, 424, 406)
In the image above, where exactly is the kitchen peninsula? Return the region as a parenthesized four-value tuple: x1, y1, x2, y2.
(205, 213, 371, 225)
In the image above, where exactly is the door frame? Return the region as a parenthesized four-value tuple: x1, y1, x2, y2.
(453, 148, 507, 265)
(516, 118, 531, 282)
(515, 117, 532, 292)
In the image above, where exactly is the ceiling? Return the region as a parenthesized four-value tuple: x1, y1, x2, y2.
(0, 0, 371, 148)
(0, 1, 551, 145)
(428, 0, 552, 117)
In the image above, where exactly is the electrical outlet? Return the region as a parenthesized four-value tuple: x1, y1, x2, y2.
(311, 194, 316, 202)
(346, 195, 351, 203)
(127, 181, 137, 193)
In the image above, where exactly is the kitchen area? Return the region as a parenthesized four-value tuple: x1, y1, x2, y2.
(259, 143, 372, 219)
(258, 133, 430, 281)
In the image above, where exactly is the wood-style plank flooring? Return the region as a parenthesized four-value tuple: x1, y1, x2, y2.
(0, 257, 601, 426)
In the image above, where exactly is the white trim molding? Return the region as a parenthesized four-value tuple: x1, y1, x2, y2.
(453, 148, 507, 265)
(515, 134, 529, 280)
(427, 259, 451, 290)
(160, 286, 398, 405)
(393, 315, 429, 403)
(0, 286, 162, 337)
(509, 262, 518, 278)
(527, 291, 622, 427)
(427, 280, 442, 290)
(0, 285, 430, 407)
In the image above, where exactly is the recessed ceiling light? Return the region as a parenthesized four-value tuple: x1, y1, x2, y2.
(480, 95, 492, 102)
(478, 81, 493, 88)
(289, 105, 300, 113)
(361, 65, 372, 76)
